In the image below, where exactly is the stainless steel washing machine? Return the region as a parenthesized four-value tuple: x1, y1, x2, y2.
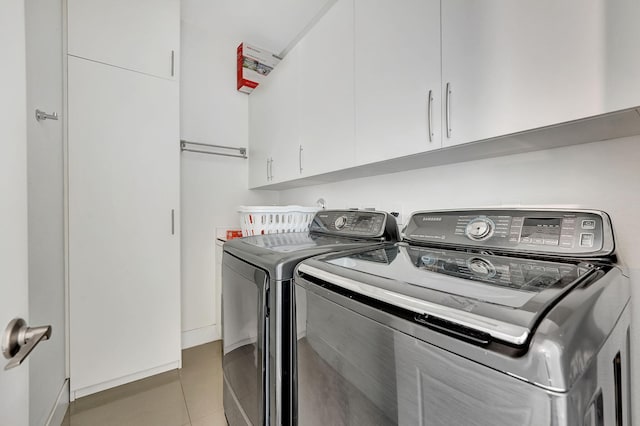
(293, 209, 631, 426)
(222, 210, 398, 426)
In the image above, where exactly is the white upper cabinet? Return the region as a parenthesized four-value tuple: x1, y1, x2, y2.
(600, 0, 640, 113)
(249, 48, 300, 188)
(354, 0, 442, 165)
(297, 0, 355, 177)
(68, 0, 179, 79)
(441, 0, 640, 147)
(248, 0, 640, 188)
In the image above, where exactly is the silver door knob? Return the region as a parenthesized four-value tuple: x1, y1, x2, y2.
(2, 318, 51, 370)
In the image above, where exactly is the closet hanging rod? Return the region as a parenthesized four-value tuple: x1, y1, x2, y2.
(180, 140, 247, 159)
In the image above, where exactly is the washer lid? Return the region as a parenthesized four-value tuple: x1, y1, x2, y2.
(297, 244, 602, 346)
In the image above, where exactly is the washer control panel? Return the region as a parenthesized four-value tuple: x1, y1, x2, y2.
(403, 210, 614, 256)
(310, 210, 396, 240)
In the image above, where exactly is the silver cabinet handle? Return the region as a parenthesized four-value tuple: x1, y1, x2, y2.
(2, 318, 52, 370)
(299, 145, 303, 174)
(427, 89, 433, 142)
(445, 82, 452, 139)
(171, 209, 175, 235)
(266, 158, 270, 180)
(269, 158, 274, 180)
(171, 50, 175, 77)
(35, 109, 58, 121)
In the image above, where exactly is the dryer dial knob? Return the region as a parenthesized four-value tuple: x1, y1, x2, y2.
(334, 216, 348, 230)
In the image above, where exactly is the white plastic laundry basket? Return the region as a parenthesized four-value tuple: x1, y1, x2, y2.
(238, 205, 319, 236)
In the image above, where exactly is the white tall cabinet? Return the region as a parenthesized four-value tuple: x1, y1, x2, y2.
(67, 0, 180, 398)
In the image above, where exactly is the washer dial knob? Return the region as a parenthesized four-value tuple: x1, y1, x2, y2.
(334, 215, 348, 230)
(467, 257, 497, 278)
(465, 217, 495, 241)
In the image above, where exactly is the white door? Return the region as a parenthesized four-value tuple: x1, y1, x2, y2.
(298, 0, 355, 177)
(0, 1, 30, 425)
(269, 47, 302, 185)
(354, 0, 442, 166)
(25, 0, 68, 424)
(441, 0, 616, 147)
(249, 46, 301, 188)
(68, 56, 181, 396)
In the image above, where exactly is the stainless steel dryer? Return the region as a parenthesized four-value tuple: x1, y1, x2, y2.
(293, 209, 631, 426)
(222, 210, 398, 426)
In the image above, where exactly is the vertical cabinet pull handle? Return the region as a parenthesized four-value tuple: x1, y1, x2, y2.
(171, 209, 175, 235)
(266, 158, 270, 180)
(445, 82, 452, 139)
(299, 145, 303, 174)
(171, 50, 175, 77)
(270, 158, 273, 180)
(427, 89, 433, 142)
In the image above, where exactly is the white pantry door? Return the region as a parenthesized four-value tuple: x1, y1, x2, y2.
(0, 1, 30, 425)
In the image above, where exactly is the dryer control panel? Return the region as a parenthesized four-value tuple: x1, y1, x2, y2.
(403, 210, 614, 257)
(310, 210, 398, 241)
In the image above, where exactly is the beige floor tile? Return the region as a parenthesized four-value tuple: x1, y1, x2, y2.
(61, 407, 71, 426)
(69, 370, 190, 426)
(180, 341, 223, 387)
(190, 409, 227, 426)
(64, 342, 225, 426)
(182, 341, 222, 370)
(181, 368, 224, 421)
(71, 370, 180, 413)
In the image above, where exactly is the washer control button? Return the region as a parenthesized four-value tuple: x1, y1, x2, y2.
(581, 219, 596, 230)
(580, 233, 594, 247)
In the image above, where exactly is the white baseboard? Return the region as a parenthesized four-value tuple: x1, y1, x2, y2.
(181, 324, 220, 349)
(46, 379, 69, 426)
(71, 360, 181, 401)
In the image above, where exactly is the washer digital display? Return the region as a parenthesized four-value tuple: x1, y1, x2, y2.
(520, 218, 562, 245)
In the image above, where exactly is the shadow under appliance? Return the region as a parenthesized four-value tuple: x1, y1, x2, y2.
(293, 209, 630, 426)
(222, 210, 398, 426)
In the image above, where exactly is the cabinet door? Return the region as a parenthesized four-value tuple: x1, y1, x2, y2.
(441, 0, 640, 147)
(297, 0, 355, 177)
(354, 0, 441, 165)
(247, 89, 272, 188)
(68, 56, 180, 394)
(68, 0, 179, 79)
(248, 48, 300, 188)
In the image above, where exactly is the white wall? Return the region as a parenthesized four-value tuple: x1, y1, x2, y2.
(279, 135, 640, 420)
(179, 13, 277, 346)
(180, 0, 332, 347)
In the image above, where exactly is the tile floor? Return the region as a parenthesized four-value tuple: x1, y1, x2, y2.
(61, 341, 225, 426)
